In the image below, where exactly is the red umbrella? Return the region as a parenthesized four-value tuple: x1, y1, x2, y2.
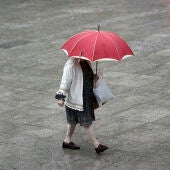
(61, 26, 134, 62)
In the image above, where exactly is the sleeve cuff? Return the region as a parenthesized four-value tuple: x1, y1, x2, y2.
(55, 90, 66, 100)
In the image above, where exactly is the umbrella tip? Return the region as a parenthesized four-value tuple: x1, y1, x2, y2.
(97, 24, 101, 31)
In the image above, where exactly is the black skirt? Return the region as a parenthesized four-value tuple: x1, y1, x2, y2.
(65, 61, 95, 126)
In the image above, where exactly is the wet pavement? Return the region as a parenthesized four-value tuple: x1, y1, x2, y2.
(0, 0, 170, 169)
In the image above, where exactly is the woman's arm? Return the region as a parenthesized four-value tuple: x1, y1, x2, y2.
(55, 62, 73, 106)
(59, 64, 73, 93)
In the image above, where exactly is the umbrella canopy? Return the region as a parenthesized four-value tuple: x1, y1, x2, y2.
(61, 28, 134, 62)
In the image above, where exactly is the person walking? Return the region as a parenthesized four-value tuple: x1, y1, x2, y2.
(55, 57, 108, 153)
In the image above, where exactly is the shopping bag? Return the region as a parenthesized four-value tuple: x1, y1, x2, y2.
(93, 78, 114, 107)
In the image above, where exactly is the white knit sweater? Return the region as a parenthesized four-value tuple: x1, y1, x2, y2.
(57, 58, 92, 111)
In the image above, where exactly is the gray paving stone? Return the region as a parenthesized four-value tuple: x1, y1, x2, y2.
(30, 113, 68, 131)
(0, 39, 33, 49)
(0, 0, 169, 169)
(112, 102, 169, 123)
(0, 106, 57, 126)
(103, 142, 170, 170)
(109, 123, 170, 153)
(152, 115, 170, 126)
(94, 118, 144, 137)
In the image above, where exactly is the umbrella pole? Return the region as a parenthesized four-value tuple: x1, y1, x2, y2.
(95, 24, 99, 74)
(94, 61, 98, 88)
(96, 61, 98, 74)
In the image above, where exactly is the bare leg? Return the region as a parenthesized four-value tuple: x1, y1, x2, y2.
(84, 125, 100, 148)
(64, 123, 76, 143)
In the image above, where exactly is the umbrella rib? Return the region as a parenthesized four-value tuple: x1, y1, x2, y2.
(105, 32, 133, 56)
(92, 32, 99, 61)
(102, 32, 121, 60)
(68, 31, 97, 56)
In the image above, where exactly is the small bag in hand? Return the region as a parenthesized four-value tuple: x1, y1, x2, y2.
(93, 77, 114, 107)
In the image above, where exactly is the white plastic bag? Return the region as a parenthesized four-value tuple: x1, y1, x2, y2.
(93, 77, 114, 107)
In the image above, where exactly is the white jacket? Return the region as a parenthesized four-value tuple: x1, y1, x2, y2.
(57, 58, 92, 111)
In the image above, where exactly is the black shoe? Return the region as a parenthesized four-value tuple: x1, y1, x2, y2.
(95, 144, 108, 153)
(62, 141, 80, 150)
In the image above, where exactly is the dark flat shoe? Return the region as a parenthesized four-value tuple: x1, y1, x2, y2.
(62, 141, 80, 150)
(95, 144, 108, 153)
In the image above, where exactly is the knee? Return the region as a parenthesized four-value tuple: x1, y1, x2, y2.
(68, 123, 76, 128)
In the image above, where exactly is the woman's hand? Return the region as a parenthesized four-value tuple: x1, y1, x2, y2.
(57, 99, 65, 107)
